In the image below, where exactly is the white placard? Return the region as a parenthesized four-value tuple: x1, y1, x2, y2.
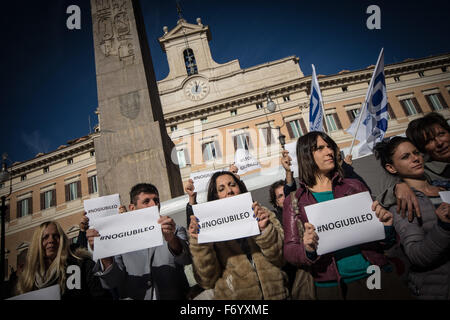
(439, 191, 450, 203)
(84, 194, 121, 226)
(93, 206, 163, 260)
(284, 141, 299, 178)
(7, 284, 61, 300)
(234, 149, 261, 174)
(193, 192, 260, 244)
(305, 191, 385, 255)
(190, 169, 222, 193)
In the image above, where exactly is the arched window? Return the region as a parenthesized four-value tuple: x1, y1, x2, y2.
(183, 49, 198, 76)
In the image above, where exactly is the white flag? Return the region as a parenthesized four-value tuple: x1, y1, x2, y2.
(346, 48, 388, 157)
(234, 148, 261, 174)
(309, 64, 325, 132)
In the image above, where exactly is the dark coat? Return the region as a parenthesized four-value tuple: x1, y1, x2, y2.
(61, 255, 112, 300)
(283, 174, 391, 283)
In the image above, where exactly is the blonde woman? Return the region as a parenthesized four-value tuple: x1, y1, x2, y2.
(15, 221, 111, 300)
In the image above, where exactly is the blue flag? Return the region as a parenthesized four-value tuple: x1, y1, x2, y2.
(346, 48, 388, 156)
(309, 64, 325, 132)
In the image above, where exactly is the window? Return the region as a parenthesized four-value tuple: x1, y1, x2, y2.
(17, 248, 28, 271)
(20, 175, 26, 181)
(325, 113, 343, 132)
(183, 48, 198, 76)
(283, 96, 290, 102)
(387, 103, 396, 120)
(67, 158, 73, 165)
(394, 76, 400, 82)
(170, 125, 177, 132)
(418, 71, 424, 78)
(230, 110, 237, 117)
(256, 103, 263, 110)
(176, 149, 190, 168)
(201, 117, 208, 124)
(43, 166, 49, 173)
(202, 141, 217, 161)
(287, 119, 307, 138)
(90, 150, 95, 157)
(40, 190, 56, 210)
(400, 98, 422, 116)
(425, 93, 448, 111)
(17, 198, 32, 218)
(88, 175, 98, 194)
(346, 108, 360, 122)
(234, 134, 251, 151)
(260, 127, 274, 145)
(65, 181, 81, 201)
(442, 66, 447, 73)
(342, 86, 348, 92)
(0, 182, 4, 189)
(5, 203, 9, 223)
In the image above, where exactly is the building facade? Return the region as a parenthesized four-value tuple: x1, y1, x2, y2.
(1, 134, 99, 279)
(157, 18, 450, 183)
(2, 17, 450, 280)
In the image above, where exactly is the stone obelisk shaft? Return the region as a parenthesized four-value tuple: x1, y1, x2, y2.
(90, 0, 183, 204)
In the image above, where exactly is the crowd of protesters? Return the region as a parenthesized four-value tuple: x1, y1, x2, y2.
(6, 112, 450, 300)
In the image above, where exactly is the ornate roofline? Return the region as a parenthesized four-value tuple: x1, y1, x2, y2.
(9, 134, 98, 176)
(164, 53, 450, 124)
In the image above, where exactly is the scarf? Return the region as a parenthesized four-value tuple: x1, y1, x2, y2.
(34, 266, 59, 290)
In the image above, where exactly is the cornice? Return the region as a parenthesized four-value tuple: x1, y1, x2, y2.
(163, 54, 450, 125)
(9, 136, 96, 176)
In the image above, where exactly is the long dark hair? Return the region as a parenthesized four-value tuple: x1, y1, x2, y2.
(374, 136, 411, 174)
(296, 131, 342, 187)
(206, 171, 248, 201)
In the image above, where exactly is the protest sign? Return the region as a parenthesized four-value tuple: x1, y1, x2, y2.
(8, 284, 60, 300)
(193, 192, 260, 244)
(84, 194, 121, 226)
(304, 191, 385, 255)
(190, 169, 221, 193)
(439, 191, 450, 203)
(93, 206, 163, 260)
(284, 141, 299, 178)
(234, 149, 261, 174)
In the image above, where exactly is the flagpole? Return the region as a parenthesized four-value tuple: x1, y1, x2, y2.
(348, 48, 384, 156)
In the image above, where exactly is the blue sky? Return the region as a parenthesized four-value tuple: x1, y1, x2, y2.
(1, 0, 449, 164)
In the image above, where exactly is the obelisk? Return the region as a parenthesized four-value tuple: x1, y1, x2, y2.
(90, 0, 183, 204)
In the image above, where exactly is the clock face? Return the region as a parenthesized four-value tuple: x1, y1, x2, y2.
(184, 78, 209, 101)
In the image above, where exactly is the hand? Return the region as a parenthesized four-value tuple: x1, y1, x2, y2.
(252, 201, 269, 231)
(281, 150, 292, 172)
(344, 154, 353, 166)
(158, 216, 177, 242)
(395, 182, 421, 222)
(303, 222, 318, 253)
(86, 227, 114, 268)
(184, 179, 197, 205)
(372, 200, 393, 226)
(188, 215, 200, 239)
(435, 202, 450, 223)
(118, 205, 127, 214)
(79, 212, 89, 232)
(229, 163, 240, 180)
(86, 228, 99, 251)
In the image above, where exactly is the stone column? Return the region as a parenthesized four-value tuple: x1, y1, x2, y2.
(90, 0, 183, 204)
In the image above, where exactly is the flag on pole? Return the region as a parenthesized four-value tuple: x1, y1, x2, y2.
(346, 48, 388, 157)
(309, 64, 325, 132)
